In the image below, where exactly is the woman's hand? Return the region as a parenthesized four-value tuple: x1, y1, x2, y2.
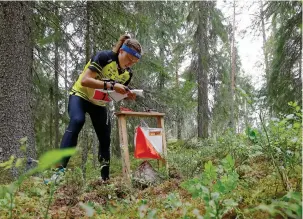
(113, 83, 129, 94)
(126, 92, 136, 100)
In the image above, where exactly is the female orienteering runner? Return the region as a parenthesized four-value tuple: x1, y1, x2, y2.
(51, 34, 142, 182)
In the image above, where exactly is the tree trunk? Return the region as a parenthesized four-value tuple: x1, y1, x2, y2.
(158, 6, 165, 90)
(91, 2, 97, 55)
(175, 61, 182, 139)
(64, 42, 68, 117)
(92, 131, 98, 168)
(49, 86, 53, 148)
(79, 1, 92, 172)
(158, 37, 165, 90)
(177, 116, 182, 140)
(54, 15, 60, 148)
(85, 1, 91, 64)
(260, 0, 269, 85)
(81, 122, 89, 180)
(0, 2, 36, 180)
(112, 117, 121, 158)
(90, 3, 99, 164)
(197, 1, 209, 139)
(229, 0, 236, 132)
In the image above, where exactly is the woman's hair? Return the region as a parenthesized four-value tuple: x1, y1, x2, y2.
(112, 34, 142, 55)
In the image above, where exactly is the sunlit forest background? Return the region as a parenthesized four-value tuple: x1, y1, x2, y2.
(0, 1, 302, 218)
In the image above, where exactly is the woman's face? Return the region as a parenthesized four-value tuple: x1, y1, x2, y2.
(118, 48, 139, 69)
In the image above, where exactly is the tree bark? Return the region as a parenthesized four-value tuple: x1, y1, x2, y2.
(0, 2, 36, 180)
(79, 1, 92, 171)
(230, 0, 236, 132)
(85, 1, 91, 64)
(49, 86, 53, 148)
(112, 118, 121, 158)
(175, 61, 182, 139)
(54, 6, 60, 148)
(159, 45, 165, 90)
(81, 122, 89, 180)
(64, 42, 68, 117)
(197, 1, 209, 138)
(260, 0, 269, 85)
(92, 131, 98, 168)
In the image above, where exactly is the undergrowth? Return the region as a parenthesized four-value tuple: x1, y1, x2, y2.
(0, 102, 301, 218)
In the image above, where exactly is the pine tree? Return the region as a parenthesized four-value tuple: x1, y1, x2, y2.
(0, 2, 36, 180)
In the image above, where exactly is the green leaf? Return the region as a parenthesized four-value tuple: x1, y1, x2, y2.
(20, 145, 27, 153)
(283, 191, 302, 203)
(214, 181, 225, 194)
(289, 101, 297, 107)
(222, 154, 235, 170)
(223, 199, 238, 207)
(141, 199, 148, 205)
(293, 122, 301, 129)
(247, 128, 257, 141)
(204, 161, 217, 182)
(0, 156, 15, 170)
(256, 204, 277, 215)
(19, 136, 28, 145)
(211, 192, 220, 201)
(37, 148, 77, 171)
(15, 158, 23, 168)
(19, 137, 28, 152)
(0, 185, 7, 199)
(7, 183, 17, 194)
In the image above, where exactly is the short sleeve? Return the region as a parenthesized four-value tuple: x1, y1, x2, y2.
(87, 51, 110, 75)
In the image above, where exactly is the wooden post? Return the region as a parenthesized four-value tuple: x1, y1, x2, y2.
(157, 116, 168, 171)
(117, 115, 131, 184)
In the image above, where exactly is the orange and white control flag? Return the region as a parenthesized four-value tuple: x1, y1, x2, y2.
(134, 126, 163, 159)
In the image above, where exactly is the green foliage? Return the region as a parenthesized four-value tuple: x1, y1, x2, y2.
(0, 139, 301, 218)
(247, 127, 258, 143)
(240, 82, 301, 192)
(181, 155, 239, 218)
(264, 1, 302, 114)
(168, 145, 205, 179)
(164, 192, 182, 209)
(257, 101, 302, 191)
(0, 156, 15, 170)
(138, 203, 158, 219)
(250, 191, 302, 219)
(0, 148, 77, 219)
(64, 167, 84, 189)
(0, 137, 29, 174)
(37, 148, 77, 172)
(267, 101, 302, 158)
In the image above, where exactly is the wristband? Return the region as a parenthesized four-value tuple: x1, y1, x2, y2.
(110, 81, 115, 90)
(104, 81, 107, 90)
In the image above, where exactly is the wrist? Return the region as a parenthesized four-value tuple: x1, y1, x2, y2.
(110, 81, 116, 90)
(103, 81, 108, 90)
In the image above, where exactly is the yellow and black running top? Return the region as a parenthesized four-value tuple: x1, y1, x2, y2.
(71, 50, 132, 106)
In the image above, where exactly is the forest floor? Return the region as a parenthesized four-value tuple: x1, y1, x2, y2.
(0, 139, 302, 219)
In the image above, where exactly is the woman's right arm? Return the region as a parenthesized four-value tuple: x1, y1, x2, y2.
(81, 69, 129, 94)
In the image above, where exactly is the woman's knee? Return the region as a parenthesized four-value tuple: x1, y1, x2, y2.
(69, 116, 85, 130)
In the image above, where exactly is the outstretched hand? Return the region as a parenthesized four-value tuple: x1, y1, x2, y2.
(113, 83, 129, 95)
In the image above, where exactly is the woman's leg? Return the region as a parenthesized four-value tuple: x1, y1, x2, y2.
(88, 105, 111, 180)
(60, 95, 87, 168)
